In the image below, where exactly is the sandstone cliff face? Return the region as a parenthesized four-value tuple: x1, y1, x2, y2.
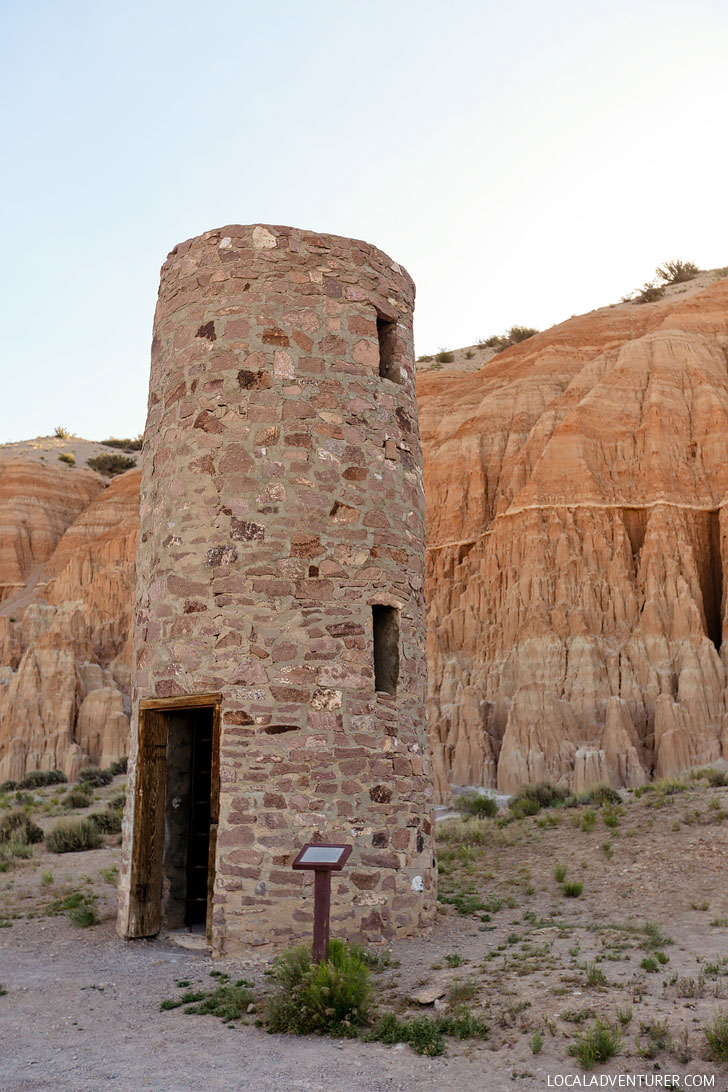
(419, 276, 728, 798)
(0, 460, 103, 603)
(0, 464, 139, 781)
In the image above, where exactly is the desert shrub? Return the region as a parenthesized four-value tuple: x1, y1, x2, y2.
(465, 350, 474, 359)
(577, 785, 621, 807)
(456, 791, 497, 819)
(49, 890, 98, 927)
(160, 977, 254, 1022)
(563, 882, 584, 898)
(0, 781, 17, 793)
(416, 354, 433, 363)
(64, 785, 92, 809)
(704, 1010, 728, 1062)
(637, 1018, 671, 1059)
(79, 766, 113, 788)
(87, 808, 122, 835)
(107, 791, 127, 813)
(102, 436, 143, 452)
(19, 769, 66, 789)
(554, 863, 567, 883)
(507, 325, 538, 343)
(531, 1030, 543, 1054)
(58, 453, 75, 466)
(568, 1020, 621, 1069)
(86, 453, 137, 477)
(705, 768, 728, 788)
(656, 259, 700, 285)
(0, 811, 43, 845)
(435, 350, 455, 364)
(108, 756, 128, 775)
(634, 282, 665, 305)
(642, 921, 673, 950)
(366, 1010, 488, 1056)
(509, 782, 569, 818)
(54, 426, 71, 439)
(265, 939, 372, 1037)
(46, 818, 103, 854)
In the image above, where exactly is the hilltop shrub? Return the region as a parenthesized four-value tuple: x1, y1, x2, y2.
(265, 939, 372, 1037)
(87, 454, 137, 477)
(54, 426, 71, 439)
(656, 259, 700, 285)
(102, 436, 143, 452)
(634, 282, 665, 305)
(435, 350, 455, 364)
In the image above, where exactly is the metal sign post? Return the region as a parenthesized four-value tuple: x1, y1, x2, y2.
(292, 842, 352, 963)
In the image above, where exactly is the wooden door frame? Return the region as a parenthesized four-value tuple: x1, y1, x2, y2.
(128, 693, 221, 943)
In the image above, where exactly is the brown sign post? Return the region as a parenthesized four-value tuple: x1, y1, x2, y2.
(292, 843, 352, 963)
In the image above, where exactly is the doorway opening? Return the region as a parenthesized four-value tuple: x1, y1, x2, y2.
(128, 694, 220, 942)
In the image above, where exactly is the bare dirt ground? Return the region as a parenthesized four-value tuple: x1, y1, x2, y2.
(2, 775, 728, 1091)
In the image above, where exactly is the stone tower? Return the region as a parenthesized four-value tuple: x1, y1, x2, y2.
(117, 224, 436, 955)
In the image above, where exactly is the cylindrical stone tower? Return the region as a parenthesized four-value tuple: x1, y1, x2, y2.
(118, 224, 436, 955)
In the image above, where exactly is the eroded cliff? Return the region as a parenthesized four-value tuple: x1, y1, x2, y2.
(0, 462, 138, 781)
(419, 274, 728, 797)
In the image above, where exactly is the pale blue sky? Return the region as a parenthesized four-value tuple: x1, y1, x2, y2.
(2, 0, 727, 442)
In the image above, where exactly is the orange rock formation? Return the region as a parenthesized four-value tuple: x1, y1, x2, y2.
(0, 463, 138, 781)
(419, 275, 728, 798)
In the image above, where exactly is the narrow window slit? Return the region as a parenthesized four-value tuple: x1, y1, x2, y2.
(372, 605, 399, 694)
(377, 316, 400, 383)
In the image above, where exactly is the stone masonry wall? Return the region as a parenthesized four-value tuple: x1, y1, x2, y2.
(118, 224, 436, 954)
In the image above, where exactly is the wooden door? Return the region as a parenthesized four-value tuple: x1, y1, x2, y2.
(128, 708, 168, 937)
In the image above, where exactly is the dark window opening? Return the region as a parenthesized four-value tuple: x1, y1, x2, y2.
(163, 707, 213, 930)
(372, 605, 399, 694)
(377, 317, 400, 383)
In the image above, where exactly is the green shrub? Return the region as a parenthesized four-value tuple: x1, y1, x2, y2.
(58, 453, 75, 466)
(265, 940, 373, 1037)
(87, 808, 122, 835)
(705, 1010, 728, 1062)
(86, 453, 137, 477)
(180, 981, 254, 1021)
(0, 781, 17, 793)
(554, 863, 567, 883)
(108, 756, 128, 775)
(456, 791, 497, 819)
(568, 1020, 621, 1069)
(705, 768, 728, 788)
(634, 282, 665, 305)
(531, 1030, 543, 1054)
(507, 325, 538, 343)
(46, 818, 103, 854)
(65, 787, 92, 809)
(563, 882, 583, 898)
(79, 766, 113, 788)
(584, 962, 607, 987)
(637, 1018, 671, 1059)
(656, 259, 700, 285)
(641, 956, 658, 973)
(0, 811, 43, 845)
(509, 782, 570, 816)
(102, 436, 143, 452)
(579, 785, 621, 807)
(642, 921, 673, 950)
(366, 1010, 488, 1056)
(435, 350, 455, 364)
(49, 890, 98, 927)
(19, 769, 66, 789)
